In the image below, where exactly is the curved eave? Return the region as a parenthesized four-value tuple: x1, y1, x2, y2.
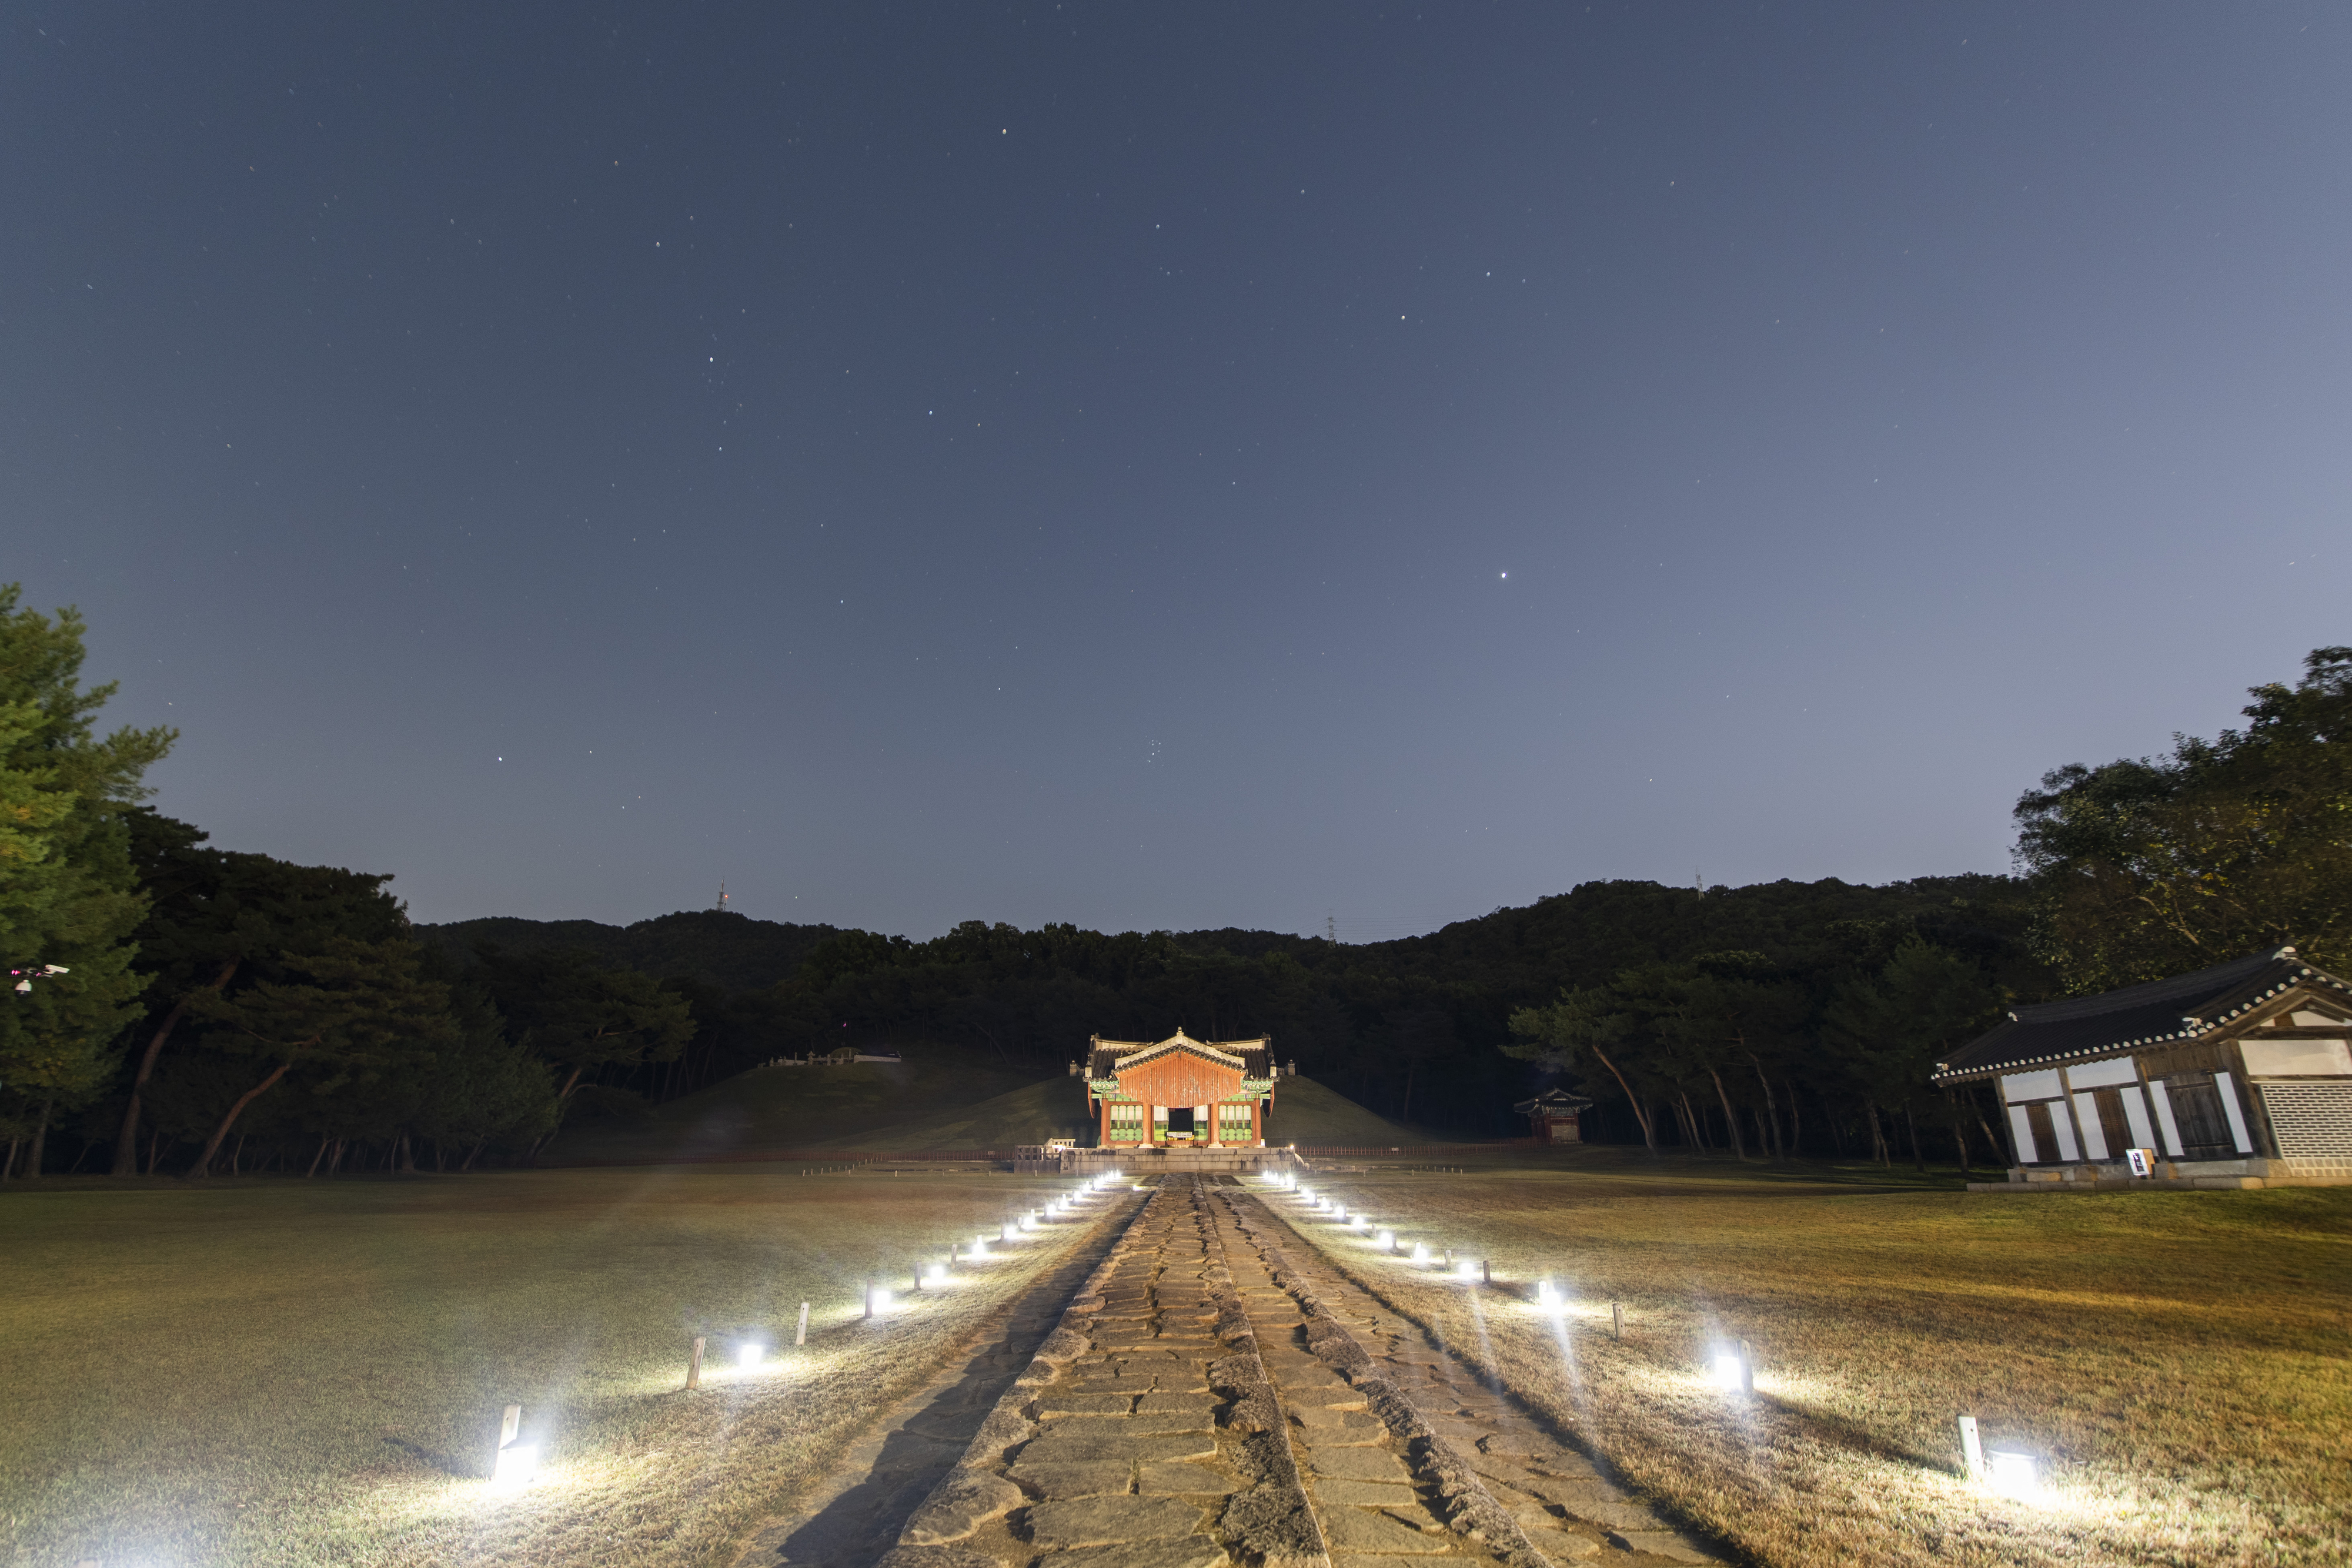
(1929, 964, 2351, 1084)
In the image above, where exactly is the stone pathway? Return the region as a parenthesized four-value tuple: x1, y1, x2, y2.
(732, 1186, 1151, 1567)
(1218, 1186, 1724, 1567)
(858, 1176, 1723, 1568)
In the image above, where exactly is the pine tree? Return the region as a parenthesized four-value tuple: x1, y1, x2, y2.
(0, 587, 173, 1176)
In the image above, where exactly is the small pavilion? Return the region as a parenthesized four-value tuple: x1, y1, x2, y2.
(1084, 1030, 1277, 1148)
(1512, 1087, 1594, 1144)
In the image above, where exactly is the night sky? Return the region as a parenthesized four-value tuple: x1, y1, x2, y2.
(8, 4, 2347, 939)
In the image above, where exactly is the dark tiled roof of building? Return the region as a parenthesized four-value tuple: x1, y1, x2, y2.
(1512, 1088, 1595, 1115)
(1930, 947, 2352, 1082)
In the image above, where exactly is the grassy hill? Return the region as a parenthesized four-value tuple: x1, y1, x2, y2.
(540, 1055, 1041, 1164)
(1261, 1075, 1443, 1147)
(798, 1077, 1098, 1152)
(547, 1065, 1444, 1163)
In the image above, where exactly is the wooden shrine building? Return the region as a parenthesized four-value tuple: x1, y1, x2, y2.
(1512, 1087, 1595, 1144)
(1932, 947, 2352, 1191)
(1084, 1030, 1277, 1148)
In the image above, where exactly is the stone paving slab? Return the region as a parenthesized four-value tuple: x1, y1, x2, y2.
(1028, 1495, 1208, 1547)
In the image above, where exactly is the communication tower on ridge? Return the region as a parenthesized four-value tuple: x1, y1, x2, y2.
(717, 881, 730, 913)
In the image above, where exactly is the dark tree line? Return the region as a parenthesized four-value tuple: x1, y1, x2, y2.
(6, 579, 2344, 1178)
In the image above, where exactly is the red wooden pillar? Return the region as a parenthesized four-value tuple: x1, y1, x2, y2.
(1098, 1096, 1112, 1147)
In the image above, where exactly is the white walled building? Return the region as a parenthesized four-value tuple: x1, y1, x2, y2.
(1931, 947, 2352, 1190)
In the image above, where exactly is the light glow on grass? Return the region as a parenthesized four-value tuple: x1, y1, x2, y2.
(1376, 1229, 1395, 1251)
(1456, 1258, 1479, 1281)
(736, 1342, 764, 1368)
(1535, 1279, 1565, 1313)
(1709, 1349, 1745, 1392)
(926, 1262, 948, 1285)
(1410, 1242, 1429, 1265)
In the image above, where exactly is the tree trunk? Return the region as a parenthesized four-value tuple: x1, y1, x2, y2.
(1747, 1057, 1785, 1159)
(25, 1098, 53, 1179)
(462, 1135, 487, 1172)
(1589, 1047, 1656, 1151)
(1705, 1066, 1750, 1160)
(396, 1132, 416, 1174)
(1904, 1102, 1925, 1171)
(111, 961, 240, 1176)
(189, 1062, 296, 1178)
(1866, 1101, 1890, 1165)
(306, 1135, 331, 1177)
(230, 1132, 246, 1176)
(2, 1138, 15, 1181)
(1784, 1079, 1803, 1156)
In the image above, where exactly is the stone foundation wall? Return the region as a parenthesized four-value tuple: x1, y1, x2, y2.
(1969, 1155, 2352, 1192)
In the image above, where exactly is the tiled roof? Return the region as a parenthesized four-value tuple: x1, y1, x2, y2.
(1930, 948, 2352, 1082)
(1088, 1030, 1272, 1082)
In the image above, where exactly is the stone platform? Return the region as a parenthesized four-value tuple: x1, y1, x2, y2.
(1057, 1146, 1302, 1176)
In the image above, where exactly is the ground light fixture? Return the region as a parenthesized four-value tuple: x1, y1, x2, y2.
(1536, 1281, 1565, 1313)
(1410, 1242, 1429, 1265)
(737, 1342, 765, 1369)
(490, 1441, 539, 1489)
(926, 1262, 948, 1285)
(486, 1402, 537, 1490)
(1456, 1258, 1479, 1281)
(1708, 1345, 1754, 1395)
(1986, 1450, 2042, 1500)
(1376, 1229, 1395, 1252)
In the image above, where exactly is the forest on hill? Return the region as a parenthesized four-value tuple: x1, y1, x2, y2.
(428, 872, 2049, 1150)
(4, 578, 2345, 1178)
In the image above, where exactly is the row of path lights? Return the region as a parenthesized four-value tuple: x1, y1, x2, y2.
(490, 1171, 1123, 1495)
(1258, 1170, 2052, 1505)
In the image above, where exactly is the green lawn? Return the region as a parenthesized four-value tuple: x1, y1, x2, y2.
(1265, 1151, 2352, 1568)
(0, 1166, 1117, 1567)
